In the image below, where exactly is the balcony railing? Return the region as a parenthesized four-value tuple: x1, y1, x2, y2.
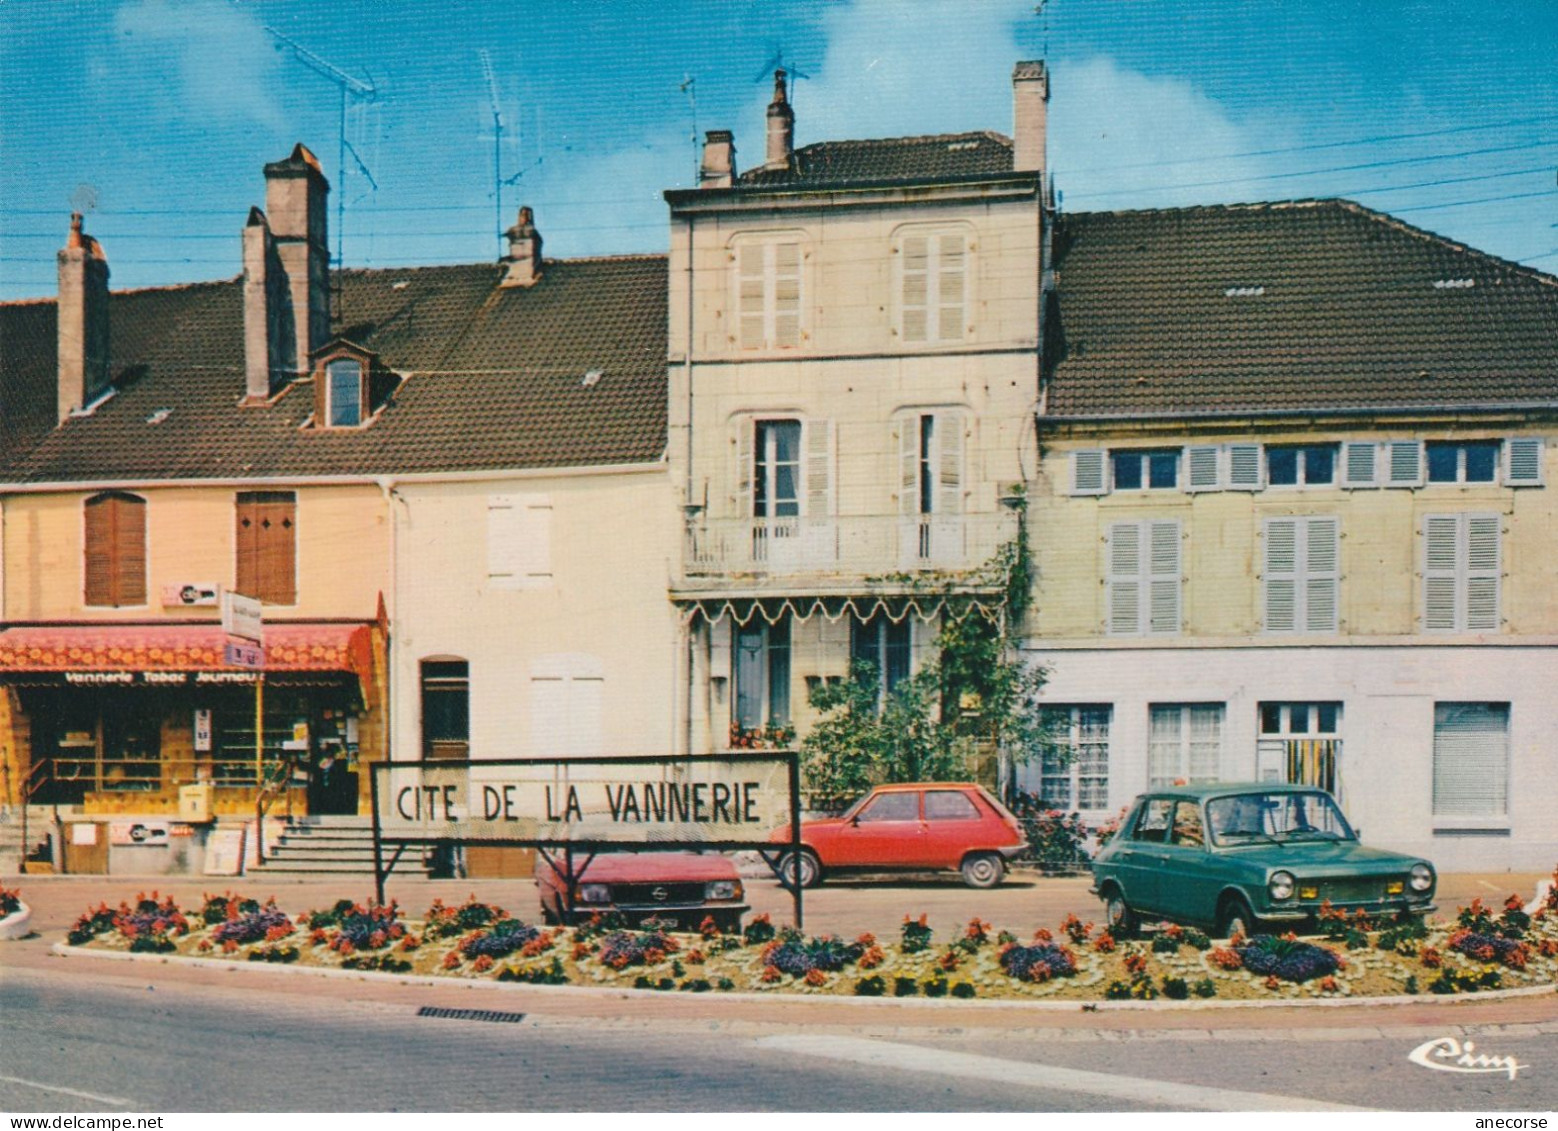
(682, 512, 1016, 580)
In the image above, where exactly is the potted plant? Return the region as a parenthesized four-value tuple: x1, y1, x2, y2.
(0, 885, 31, 940)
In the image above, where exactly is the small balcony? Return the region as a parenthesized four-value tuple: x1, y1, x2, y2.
(678, 512, 1018, 588)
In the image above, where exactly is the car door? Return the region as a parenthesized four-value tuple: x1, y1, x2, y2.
(921, 788, 986, 868)
(831, 789, 924, 868)
(1111, 797, 1173, 913)
(1157, 800, 1222, 926)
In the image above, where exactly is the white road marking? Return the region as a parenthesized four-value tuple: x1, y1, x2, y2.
(755, 1034, 1375, 1112)
(0, 1073, 132, 1107)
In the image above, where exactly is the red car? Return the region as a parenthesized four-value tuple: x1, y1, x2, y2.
(772, 782, 1027, 889)
(535, 851, 747, 931)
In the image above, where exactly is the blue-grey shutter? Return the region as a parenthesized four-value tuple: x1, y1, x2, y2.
(1504, 437, 1543, 486)
(1071, 449, 1107, 496)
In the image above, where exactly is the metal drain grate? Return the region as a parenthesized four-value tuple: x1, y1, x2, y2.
(417, 1006, 528, 1024)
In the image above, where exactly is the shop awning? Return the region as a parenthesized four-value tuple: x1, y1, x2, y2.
(0, 622, 377, 694)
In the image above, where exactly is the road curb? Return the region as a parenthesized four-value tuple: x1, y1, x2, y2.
(48, 942, 1558, 1013)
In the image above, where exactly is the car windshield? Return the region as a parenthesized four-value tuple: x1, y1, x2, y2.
(1206, 791, 1355, 847)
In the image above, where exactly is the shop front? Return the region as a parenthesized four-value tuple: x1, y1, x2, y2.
(0, 622, 387, 829)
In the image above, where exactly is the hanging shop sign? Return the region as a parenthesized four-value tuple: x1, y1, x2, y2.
(110, 820, 172, 847)
(194, 708, 212, 752)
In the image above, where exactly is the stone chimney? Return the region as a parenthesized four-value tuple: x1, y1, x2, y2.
(241, 206, 295, 403)
(1012, 60, 1049, 174)
(765, 69, 794, 170)
(700, 130, 736, 188)
(262, 143, 330, 374)
(56, 213, 111, 424)
(501, 206, 543, 288)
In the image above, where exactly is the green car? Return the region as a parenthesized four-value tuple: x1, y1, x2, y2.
(1090, 782, 1436, 938)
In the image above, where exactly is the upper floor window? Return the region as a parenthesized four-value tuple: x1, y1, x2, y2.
(487, 494, 553, 589)
(754, 420, 802, 519)
(1106, 520, 1181, 635)
(235, 491, 296, 606)
(1423, 513, 1500, 632)
(851, 613, 912, 709)
(325, 359, 363, 428)
(1262, 516, 1340, 633)
(736, 238, 802, 350)
(734, 616, 790, 731)
(1111, 449, 1179, 491)
(1267, 445, 1335, 487)
(898, 231, 967, 344)
(733, 417, 833, 522)
(84, 491, 147, 607)
(1427, 440, 1498, 484)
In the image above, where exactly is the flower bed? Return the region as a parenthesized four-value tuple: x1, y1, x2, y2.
(57, 867, 1558, 1002)
(0, 885, 30, 941)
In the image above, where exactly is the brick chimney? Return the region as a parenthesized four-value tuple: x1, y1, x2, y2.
(262, 143, 330, 374)
(765, 69, 794, 170)
(501, 206, 542, 288)
(1012, 60, 1049, 174)
(56, 213, 110, 424)
(700, 130, 736, 188)
(241, 206, 295, 403)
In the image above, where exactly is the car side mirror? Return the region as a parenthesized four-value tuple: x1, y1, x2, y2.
(849, 815, 861, 827)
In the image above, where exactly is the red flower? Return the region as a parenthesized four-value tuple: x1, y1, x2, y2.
(687, 949, 706, 965)
(1032, 927, 1054, 943)
(938, 950, 960, 972)
(442, 951, 462, 969)
(804, 968, 827, 987)
(855, 932, 876, 947)
(1420, 946, 1442, 968)
(858, 945, 885, 970)
(760, 964, 782, 983)
(699, 916, 721, 939)
(1264, 975, 1281, 990)
(1123, 952, 1147, 974)
(1318, 976, 1339, 993)
(572, 942, 593, 961)
(471, 955, 495, 973)
(1093, 932, 1116, 953)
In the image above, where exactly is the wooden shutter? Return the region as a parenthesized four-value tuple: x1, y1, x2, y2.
(1504, 437, 1543, 486)
(1106, 522, 1141, 634)
(732, 418, 754, 517)
(1422, 515, 1460, 631)
(937, 411, 965, 515)
(1185, 446, 1221, 492)
(1341, 441, 1379, 488)
(1147, 520, 1181, 634)
(737, 244, 765, 349)
(84, 492, 146, 607)
(1226, 444, 1263, 490)
(936, 235, 966, 341)
(1070, 449, 1106, 496)
(772, 242, 801, 348)
(901, 235, 929, 342)
(1304, 517, 1340, 632)
(1464, 514, 1500, 631)
(896, 417, 918, 515)
(1263, 517, 1298, 633)
(236, 491, 295, 605)
(804, 419, 833, 517)
(1386, 440, 1423, 487)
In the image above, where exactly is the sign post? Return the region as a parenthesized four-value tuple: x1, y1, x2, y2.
(220, 592, 265, 787)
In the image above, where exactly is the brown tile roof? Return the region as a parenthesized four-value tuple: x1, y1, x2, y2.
(737, 131, 1016, 187)
(0, 256, 668, 482)
(1045, 200, 1558, 418)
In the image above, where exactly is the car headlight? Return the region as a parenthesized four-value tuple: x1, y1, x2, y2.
(1268, 870, 1296, 901)
(706, 880, 743, 901)
(1409, 863, 1434, 892)
(577, 883, 611, 903)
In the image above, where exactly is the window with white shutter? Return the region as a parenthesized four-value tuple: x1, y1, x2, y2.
(1386, 440, 1424, 487)
(735, 238, 803, 350)
(899, 231, 968, 343)
(1107, 520, 1181, 635)
(1014, 705, 1111, 812)
(1148, 703, 1223, 786)
(1422, 512, 1500, 632)
(487, 494, 553, 589)
(1185, 446, 1222, 492)
(1070, 449, 1107, 496)
(1341, 442, 1379, 488)
(1432, 702, 1509, 818)
(1227, 443, 1263, 490)
(1262, 516, 1340, 633)
(1504, 437, 1543, 486)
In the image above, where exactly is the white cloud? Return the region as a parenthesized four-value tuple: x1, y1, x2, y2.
(113, 0, 286, 132)
(1049, 56, 1284, 212)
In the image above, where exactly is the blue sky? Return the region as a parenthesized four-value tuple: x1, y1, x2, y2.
(2, 0, 1555, 300)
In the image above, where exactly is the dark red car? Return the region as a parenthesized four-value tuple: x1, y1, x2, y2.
(772, 782, 1027, 889)
(535, 851, 747, 931)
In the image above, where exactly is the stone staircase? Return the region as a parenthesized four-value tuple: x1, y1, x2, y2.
(0, 807, 52, 872)
(251, 815, 427, 876)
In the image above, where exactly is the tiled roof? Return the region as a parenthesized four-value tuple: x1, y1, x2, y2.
(737, 131, 1016, 187)
(1045, 200, 1558, 417)
(0, 257, 668, 482)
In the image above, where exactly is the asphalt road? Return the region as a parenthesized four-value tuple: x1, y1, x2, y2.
(1, 963, 1554, 1113)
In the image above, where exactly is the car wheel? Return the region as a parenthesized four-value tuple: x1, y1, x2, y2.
(960, 852, 1005, 889)
(1104, 889, 1137, 938)
(1218, 895, 1257, 940)
(780, 848, 822, 889)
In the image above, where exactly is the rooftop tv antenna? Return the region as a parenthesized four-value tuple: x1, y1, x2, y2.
(753, 47, 810, 110)
(479, 49, 507, 258)
(679, 75, 699, 182)
(256, 19, 379, 312)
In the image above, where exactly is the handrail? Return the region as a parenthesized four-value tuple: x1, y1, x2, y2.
(253, 753, 294, 866)
(18, 758, 53, 871)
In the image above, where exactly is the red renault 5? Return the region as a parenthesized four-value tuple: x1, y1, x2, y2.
(772, 782, 1027, 889)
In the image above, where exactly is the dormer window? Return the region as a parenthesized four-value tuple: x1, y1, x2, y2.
(310, 340, 396, 430)
(326, 359, 363, 427)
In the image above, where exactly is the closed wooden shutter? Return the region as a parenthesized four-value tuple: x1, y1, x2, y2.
(1422, 515, 1460, 631)
(1147, 520, 1181, 634)
(937, 411, 965, 515)
(1423, 513, 1499, 632)
(737, 245, 765, 350)
(1464, 514, 1500, 631)
(804, 419, 833, 517)
(236, 491, 296, 605)
(1504, 437, 1543, 486)
(1106, 523, 1142, 634)
(1263, 518, 1298, 633)
(900, 235, 929, 342)
(1341, 442, 1378, 488)
(936, 235, 966, 341)
(1186, 446, 1221, 492)
(772, 242, 801, 348)
(1304, 517, 1340, 633)
(1070, 449, 1106, 496)
(84, 492, 146, 607)
(1386, 440, 1423, 487)
(1226, 444, 1263, 490)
